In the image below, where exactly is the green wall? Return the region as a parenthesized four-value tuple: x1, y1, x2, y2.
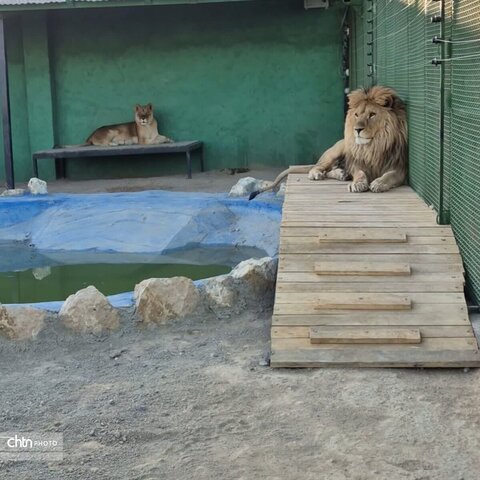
(2, 0, 345, 182)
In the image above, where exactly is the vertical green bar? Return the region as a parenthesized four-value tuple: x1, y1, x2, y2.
(22, 11, 56, 181)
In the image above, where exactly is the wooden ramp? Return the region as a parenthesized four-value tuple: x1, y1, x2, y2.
(271, 175, 480, 368)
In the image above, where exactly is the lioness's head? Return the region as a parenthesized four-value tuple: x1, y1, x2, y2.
(345, 86, 405, 146)
(135, 103, 154, 126)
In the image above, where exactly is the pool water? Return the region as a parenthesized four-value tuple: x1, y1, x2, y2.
(0, 242, 267, 304)
(0, 262, 231, 304)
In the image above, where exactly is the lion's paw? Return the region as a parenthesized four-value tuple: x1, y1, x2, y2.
(308, 168, 325, 181)
(348, 181, 369, 193)
(327, 168, 348, 181)
(369, 179, 389, 193)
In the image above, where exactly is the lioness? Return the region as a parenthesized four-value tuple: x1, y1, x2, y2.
(84, 104, 173, 147)
(249, 86, 407, 199)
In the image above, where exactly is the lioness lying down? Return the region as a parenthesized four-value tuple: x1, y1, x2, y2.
(249, 86, 407, 200)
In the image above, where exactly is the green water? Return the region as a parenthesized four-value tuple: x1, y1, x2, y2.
(0, 263, 231, 304)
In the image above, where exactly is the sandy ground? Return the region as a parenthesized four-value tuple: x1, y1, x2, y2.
(3, 169, 480, 479)
(17, 167, 285, 194)
(0, 309, 479, 480)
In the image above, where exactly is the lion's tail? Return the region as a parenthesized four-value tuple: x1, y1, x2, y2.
(248, 165, 314, 201)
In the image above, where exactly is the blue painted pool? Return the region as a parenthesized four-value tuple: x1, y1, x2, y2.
(0, 190, 282, 310)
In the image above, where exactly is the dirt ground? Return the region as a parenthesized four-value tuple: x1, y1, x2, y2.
(3, 169, 480, 479)
(17, 166, 285, 194)
(0, 308, 479, 480)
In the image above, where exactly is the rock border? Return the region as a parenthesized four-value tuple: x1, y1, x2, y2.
(0, 257, 277, 341)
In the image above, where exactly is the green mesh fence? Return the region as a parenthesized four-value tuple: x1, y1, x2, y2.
(350, 0, 480, 303)
(450, 0, 480, 303)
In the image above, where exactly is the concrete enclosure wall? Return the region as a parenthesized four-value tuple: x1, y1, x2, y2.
(3, 0, 345, 181)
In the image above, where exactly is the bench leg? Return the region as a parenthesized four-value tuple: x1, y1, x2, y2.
(32, 157, 39, 178)
(186, 151, 192, 179)
(55, 157, 66, 179)
(200, 147, 204, 172)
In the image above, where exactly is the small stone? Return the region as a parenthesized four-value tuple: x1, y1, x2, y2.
(109, 348, 127, 360)
(59, 286, 120, 334)
(463, 367, 470, 373)
(89, 429, 96, 437)
(27, 177, 48, 195)
(109, 399, 115, 406)
(135, 404, 147, 412)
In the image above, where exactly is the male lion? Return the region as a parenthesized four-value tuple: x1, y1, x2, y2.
(249, 86, 407, 199)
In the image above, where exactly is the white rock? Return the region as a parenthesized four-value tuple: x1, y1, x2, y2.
(230, 256, 278, 308)
(59, 285, 120, 334)
(230, 256, 278, 286)
(0, 305, 46, 340)
(134, 277, 201, 324)
(229, 177, 264, 197)
(28, 177, 48, 195)
(201, 274, 239, 310)
(1, 188, 25, 197)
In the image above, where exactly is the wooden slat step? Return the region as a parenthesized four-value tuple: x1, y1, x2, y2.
(273, 303, 468, 319)
(272, 325, 474, 338)
(314, 261, 411, 276)
(309, 327, 421, 344)
(318, 228, 407, 243)
(281, 243, 458, 254)
(279, 227, 454, 237)
(270, 348, 480, 368)
(276, 292, 462, 305)
(276, 281, 463, 293)
(273, 337, 477, 351)
(313, 293, 412, 311)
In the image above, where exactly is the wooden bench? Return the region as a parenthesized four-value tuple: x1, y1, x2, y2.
(32, 141, 203, 179)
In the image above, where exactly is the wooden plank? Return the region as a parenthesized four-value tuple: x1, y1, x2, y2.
(282, 214, 436, 222)
(284, 203, 431, 209)
(279, 254, 463, 269)
(272, 337, 477, 351)
(270, 348, 480, 368)
(275, 292, 464, 305)
(276, 281, 463, 293)
(315, 228, 407, 243)
(282, 221, 441, 227)
(279, 227, 454, 237)
(280, 243, 459, 254)
(271, 325, 474, 338)
(314, 261, 411, 276)
(277, 272, 464, 284)
(284, 235, 456, 246)
(309, 327, 421, 344)
(311, 293, 411, 310)
(273, 303, 468, 319)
